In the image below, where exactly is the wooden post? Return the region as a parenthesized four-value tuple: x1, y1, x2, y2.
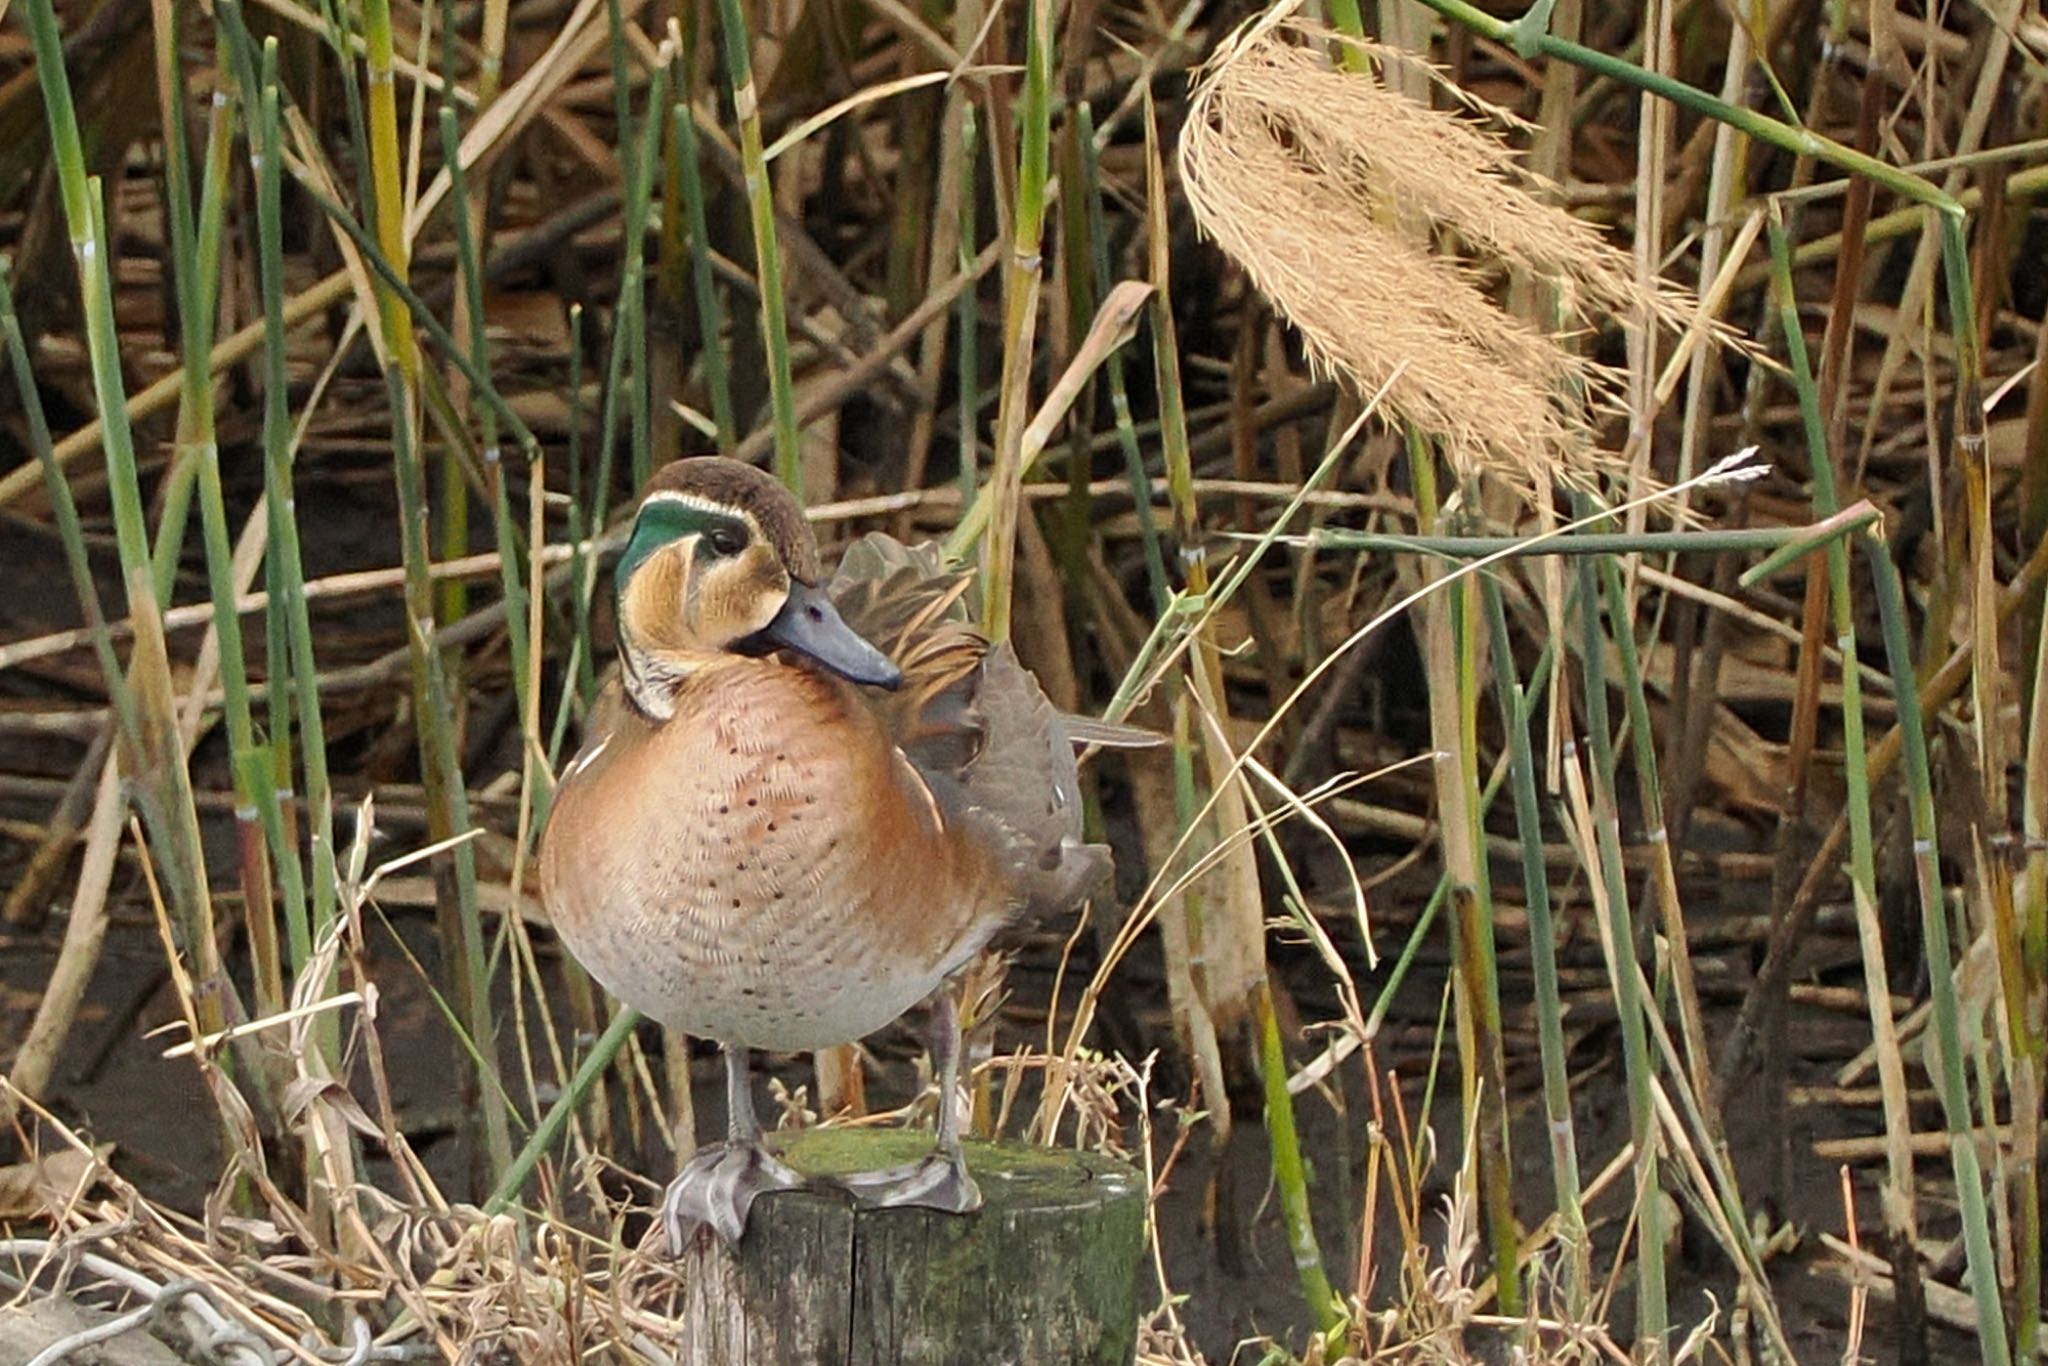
(679, 1129, 1147, 1365)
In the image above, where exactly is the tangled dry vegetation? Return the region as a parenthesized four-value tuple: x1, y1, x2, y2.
(1, 0, 2046, 1362)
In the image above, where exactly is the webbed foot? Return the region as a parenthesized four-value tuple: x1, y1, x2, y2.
(661, 1139, 806, 1252)
(834, 1147, 982, 1214)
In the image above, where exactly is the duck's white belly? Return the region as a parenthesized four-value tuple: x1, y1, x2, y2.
(553, 878, 959, 1051)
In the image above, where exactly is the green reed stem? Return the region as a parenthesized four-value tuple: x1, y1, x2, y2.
(21, 0, 224, 1040)
(672, 102, 735, 451)
(558, 303, 600, 739)
(1594, 552, 1725, 1121)
(626, 69, 664, 495)
(1865, 531, 2013, 1366)
(1570, 551, 1667, 1356)
(285, 177, 539, 455)
(1413, 0, 1961, 215)
(172, 55, 298, 1014)
(714, 0, 800, 492)
(2022, 569, 2048, 1358)
(1326, 0, 1372, 70)
(1363, 622, 1571, 1052)
(1310, 513, 1879, 561)
(1941, 192, 2037, 1359)
(435, 1, 473, 641)
(601, 0, 654, 491)
(1257, 985, 1339, 1333)
(146, 0, 208, 598)
(1080, 103, 1167, 613)
(386, 362, 514, 1186)
(1442, 565, 1520, 1315)
(24, 6, 147, 578)
(308, 0, 377, 242)
(583, 62, 666, 550)
(485, 1007, 643, 1215)
(956, 101, 980, 506)
(249, 64, 341, 965)
(440, 106, 532, 741)
(0, 265, 138, 744)
(1766, 201, 1924, 1318)
(1480, 575, 1586, 1315)
(980, 0, 1055, 638)
(361, 0, 418, 373)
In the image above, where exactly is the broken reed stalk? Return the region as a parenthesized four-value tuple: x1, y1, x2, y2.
(1765, 205, 1924, 1342)
(714, 0, 801, 494)
(1306, 516, 1880, 558)
(978, 0, 1054, 642)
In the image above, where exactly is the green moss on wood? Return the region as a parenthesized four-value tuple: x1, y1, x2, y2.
(680, 1136, 1148, 1366)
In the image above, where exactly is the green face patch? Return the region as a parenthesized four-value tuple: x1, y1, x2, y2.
(615, 498, 754, 592)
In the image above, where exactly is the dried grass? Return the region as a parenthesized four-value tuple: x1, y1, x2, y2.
(0, 942, 1164, 1363)
(1179, 18, 1696, 502)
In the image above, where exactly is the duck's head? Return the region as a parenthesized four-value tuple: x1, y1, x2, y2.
(614, 457, 901, 716)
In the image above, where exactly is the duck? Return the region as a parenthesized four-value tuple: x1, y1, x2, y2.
(539, 456, 1141, 1249)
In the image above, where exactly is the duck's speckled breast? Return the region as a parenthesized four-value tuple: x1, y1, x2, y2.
(539, 661, 1003, 1051)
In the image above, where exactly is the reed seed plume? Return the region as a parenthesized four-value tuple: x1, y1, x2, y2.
(1180, 18, 1698, 501)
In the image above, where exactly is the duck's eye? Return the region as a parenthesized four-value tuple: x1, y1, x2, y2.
(705, 527, 746, 558)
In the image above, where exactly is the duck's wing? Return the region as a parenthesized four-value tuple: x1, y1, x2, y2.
(828, 533, 985, 773)
(968, 642, 1114, 916)
(829, 533, 1112, 917)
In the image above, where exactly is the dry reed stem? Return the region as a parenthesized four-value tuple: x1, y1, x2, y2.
(1179, 19, 1696, 502)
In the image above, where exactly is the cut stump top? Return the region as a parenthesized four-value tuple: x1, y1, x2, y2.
(678, 1130, 1147, 1366)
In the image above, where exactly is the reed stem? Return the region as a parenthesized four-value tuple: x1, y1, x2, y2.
(1480, 576, 1586, 1314)
(1865, 530, 2013, 1366)
(714, 0, 801, 491)
(1569, 550, 1667, 1356)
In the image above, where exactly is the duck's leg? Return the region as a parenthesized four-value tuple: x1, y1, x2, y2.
(837, 990, 983, 1213)
(660, 1044, 804, 1252)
